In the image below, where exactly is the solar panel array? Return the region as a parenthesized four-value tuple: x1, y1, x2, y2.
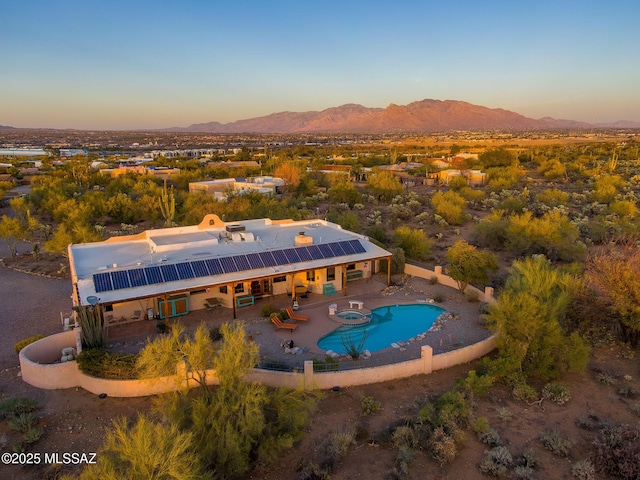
(93, 239, 367, 293)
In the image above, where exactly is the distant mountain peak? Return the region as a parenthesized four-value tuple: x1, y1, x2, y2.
(161, 99, 609, 133)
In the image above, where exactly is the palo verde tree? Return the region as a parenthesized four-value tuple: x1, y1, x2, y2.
(78, 414, 209, 480)
(484, 256, 589, 382)
(136, 322, 317, 479)
(585, 240, 640, 346)
(445, 240, 498, 293)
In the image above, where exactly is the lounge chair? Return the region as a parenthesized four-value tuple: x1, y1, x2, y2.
(270, 314, 298, 332)
(286, 306, 310, 322)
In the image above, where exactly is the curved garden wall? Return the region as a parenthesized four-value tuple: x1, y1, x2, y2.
(20, 265, 497, 396)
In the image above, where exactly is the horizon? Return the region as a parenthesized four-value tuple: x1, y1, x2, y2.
(2, 1, 639, 130)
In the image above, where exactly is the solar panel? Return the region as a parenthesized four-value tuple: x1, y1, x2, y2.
(176, 262, 195, 280)
(246, 252, 265, 269)
(93, 272, 113, 293)
(232, 255, 250, 271)
(348, 239, 366, 253)
(339, 240, 356, 255)
(128, 268, 148, 287)
(258, 251, 278, 267)
(145, 265, 164, 284)
(160, 264, 179, 282)
(329, 242, 346, 256)
(271, 249, 289, 265)
(205, 258, 224, 275)
(307, 244, 323, 260)
(191, 260, 210, 277)
(111, 270, 131, 290)
(318, 244, 334, 259)
(219, 256, 238, 273)
(282, 248, 301, 264)
(296, 247, 313, 262)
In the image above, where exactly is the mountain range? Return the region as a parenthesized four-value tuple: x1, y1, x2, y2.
(165, 99, 640, 133)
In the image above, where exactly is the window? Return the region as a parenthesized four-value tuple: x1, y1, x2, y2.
(273, 275, 286, 283)
(306, 270, 315, 282)
(234, 283, 245, 294)
(347, 263, 356, 271)
(219, 286, 228, 294)
(326, 267, 335, 281)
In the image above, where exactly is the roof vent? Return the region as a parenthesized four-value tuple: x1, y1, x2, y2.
(295, 231, 313, 246)
(225, 224, 245, 233)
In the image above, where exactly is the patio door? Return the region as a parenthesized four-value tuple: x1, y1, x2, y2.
(250, 279, 271, 297)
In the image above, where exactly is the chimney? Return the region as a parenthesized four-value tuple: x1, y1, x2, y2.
(294, 231, 313, 246)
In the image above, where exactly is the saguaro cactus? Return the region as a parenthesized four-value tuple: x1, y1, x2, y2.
(159, 179, 175, 227)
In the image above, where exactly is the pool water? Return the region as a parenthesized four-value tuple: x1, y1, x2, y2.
(336, 309, 369, 321)
(318, 303, 445, 354)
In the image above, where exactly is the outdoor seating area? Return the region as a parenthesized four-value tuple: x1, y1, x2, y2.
(204, 297, 223, 310)
(270, 313, 298, 332)
(286, 306, 310, 321)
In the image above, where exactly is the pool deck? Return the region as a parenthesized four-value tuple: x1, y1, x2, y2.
(106, 273, 492, 368)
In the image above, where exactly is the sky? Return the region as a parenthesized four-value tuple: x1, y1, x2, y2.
(2, 0, 639, 130)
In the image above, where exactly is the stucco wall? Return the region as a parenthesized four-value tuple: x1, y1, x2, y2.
(20, 265, 497, 396)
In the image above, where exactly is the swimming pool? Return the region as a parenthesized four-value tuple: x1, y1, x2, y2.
(317, 303, 445, 354)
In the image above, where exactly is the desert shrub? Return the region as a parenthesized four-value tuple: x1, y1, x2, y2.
(540, 428, 572, 456)
(391, 446, 414, 478)
(13, 334, 46, 353)
(518, 449, 538, 469)
(429, 276, 439, 285)
(209, 326, 223, 342)
(392, 425, 419, 449)
(318, 428, 356, 474)
(542, 382, 571, 405)
(511, 381, 538, 403)
(630, 402, 640, 417)
(479, 446, 513, 477)
(433, 293, 444, 303)
(392, 226, 432, 260)
(9, 412, 38, 433)
(617, 385, 636, 398)
(496, 407, 513, 422)
(360, 394, 381, 416)
(429, 426, 458, 466)
(479, 428, 502, 447)
(571, 459, 596, 480)
(596, 371, 618, 385)
(592, 424, 640, 479)
(513, 465, 535, 480)
(0, 397, 39, 419)
(260, 303, 278, 318)
(76, 348, 139, 379)
(431, 190, 467, 225)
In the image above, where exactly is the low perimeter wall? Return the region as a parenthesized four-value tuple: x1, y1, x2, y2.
(20, 265, 497, 396)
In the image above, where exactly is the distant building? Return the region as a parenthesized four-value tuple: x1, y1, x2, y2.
(0, 148, 48, 157)
(189, 176, 284, 200)
(59, 148, 87, 157)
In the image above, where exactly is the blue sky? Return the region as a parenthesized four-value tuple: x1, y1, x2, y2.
(1, 0, 639, 129)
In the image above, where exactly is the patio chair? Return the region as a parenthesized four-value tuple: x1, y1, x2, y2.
(270, 313, 298, 332)
(286, 306, 310, 322)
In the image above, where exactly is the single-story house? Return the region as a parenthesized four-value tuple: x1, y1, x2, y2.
(68, 215, 392, 323)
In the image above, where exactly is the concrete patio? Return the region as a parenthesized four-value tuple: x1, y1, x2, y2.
(105, 273, 492, 370)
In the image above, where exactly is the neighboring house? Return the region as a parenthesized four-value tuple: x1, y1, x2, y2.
(99, 165, 180, 179)
(432, 169, 487, 186)
(189, 176, 284, 200)
(206, 160, 261, 169)
(68, 215, 392, 322)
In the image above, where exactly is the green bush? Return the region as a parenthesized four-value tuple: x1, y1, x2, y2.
(260, 303, 278, 318)
(360, 394, 381, 416)
(0, 397, 39, 419)
(13, 334, 45, 354)
(76, 348, 139, 379)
